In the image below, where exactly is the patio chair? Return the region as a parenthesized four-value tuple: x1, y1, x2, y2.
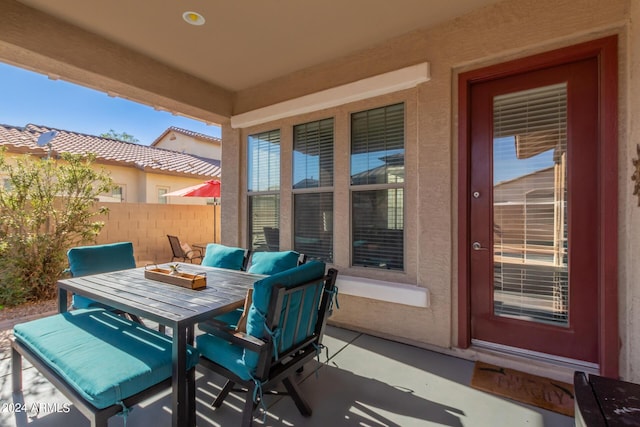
(201, 251, 307, 334)
(201, 243, 251, 271)
(263, 227, 280, 251)
(167, 234, 203, 263)
(196, 261, 339, 426)
(67, 242, 141, 323)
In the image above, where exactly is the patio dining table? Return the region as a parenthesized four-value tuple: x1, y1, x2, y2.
(56, 262, 265, 427)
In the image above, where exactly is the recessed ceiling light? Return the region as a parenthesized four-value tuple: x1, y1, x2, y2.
(183, 11, 205, 26)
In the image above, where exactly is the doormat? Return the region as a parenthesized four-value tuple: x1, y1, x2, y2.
(470, 361, 575, 417)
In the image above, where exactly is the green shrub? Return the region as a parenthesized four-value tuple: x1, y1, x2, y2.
(0, 149, 113, 306)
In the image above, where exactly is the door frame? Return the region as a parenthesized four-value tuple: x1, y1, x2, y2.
(457, 36, 618, 377)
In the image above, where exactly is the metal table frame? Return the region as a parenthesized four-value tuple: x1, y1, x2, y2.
(57, 263, 263, 427)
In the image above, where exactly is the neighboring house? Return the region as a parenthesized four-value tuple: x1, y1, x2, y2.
(0, 123, 221, 205)
(151, 126, 221, 160)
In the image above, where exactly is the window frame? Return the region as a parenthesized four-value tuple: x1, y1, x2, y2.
(292, 117, 335, 262)
(349, 102, 406, 271)
(247, 129, 282, 251)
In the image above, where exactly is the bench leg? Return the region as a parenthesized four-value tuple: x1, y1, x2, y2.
(12, 346, 22, 393)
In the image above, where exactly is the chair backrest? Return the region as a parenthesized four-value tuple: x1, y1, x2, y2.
(67, 242, 136, 277)
(263, 227, 280, 251)
(243, 261, 338, 378)
(167, 235, 185, 258)
(247, 250, 302, 275)
(201, 243, 250, 271)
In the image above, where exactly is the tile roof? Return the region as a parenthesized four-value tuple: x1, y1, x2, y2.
(0, 123, 221, 179)
(150, 126, 221, 147)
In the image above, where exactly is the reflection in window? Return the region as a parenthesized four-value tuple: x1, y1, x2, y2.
(294, 193, 333, 262)
(293, 118, 334, 262)
(248, 194, 280, 251)
(248, 129, 280, 250)
(350, 103, 405, 270)
(351, 103, 404, 185)
(352, 189, 404, 270)
(493, 83, 568, 326)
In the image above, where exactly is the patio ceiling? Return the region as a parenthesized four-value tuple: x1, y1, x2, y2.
(1, 0, 502, 124)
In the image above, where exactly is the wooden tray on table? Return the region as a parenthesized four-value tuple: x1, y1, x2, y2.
(144, 267, 206, 289)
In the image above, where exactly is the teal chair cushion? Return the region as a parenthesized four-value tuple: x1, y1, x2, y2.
(201, 244, 246, 271)
(196, 261, 326, 379)
(247, 251, 300, 275)
(67, 242, 137, 309)
(14, 308, 200, 410)
(195, 333, 252, 381)
(243, 261, 326, 371)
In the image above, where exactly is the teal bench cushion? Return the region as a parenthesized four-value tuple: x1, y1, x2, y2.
(67, 242, 137, 309)
(14, 308, 200, 410)
(201, 244, 246, 270)
(247, 251, 300, 275)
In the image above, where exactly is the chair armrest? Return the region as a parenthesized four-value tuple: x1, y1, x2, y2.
(199, 319, 265, 352)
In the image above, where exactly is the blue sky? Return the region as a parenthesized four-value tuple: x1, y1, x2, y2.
(0, 62, 221, 145)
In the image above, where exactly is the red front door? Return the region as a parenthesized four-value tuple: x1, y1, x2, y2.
(468, 57, 599, 362)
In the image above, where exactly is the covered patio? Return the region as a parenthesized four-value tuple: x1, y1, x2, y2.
(0, 325, 572, 426)
(2, 0, 640, 425)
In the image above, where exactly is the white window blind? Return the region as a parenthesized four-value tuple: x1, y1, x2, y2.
(293, 118, 334, 262)
(351, 103, 405, 271)
(248, 129, 281, 250)
(493, 83, 568, 326)
(293, 118, 333, 189)
(248, 130, 280, 193)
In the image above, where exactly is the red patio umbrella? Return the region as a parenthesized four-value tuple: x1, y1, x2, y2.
(162, 179, 220, 198)
(162, 180, 221, 242)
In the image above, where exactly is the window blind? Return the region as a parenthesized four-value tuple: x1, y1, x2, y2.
(492, 83, 568, 326)
(352, 189, 404, 270)
(294, 192, 333, 262)
(292, 118, 334, 262)
(248, 194, 280, 251)
(248, 130, 280, 193)
(351, 103, 404, 186)
(293, 118, 334, 189)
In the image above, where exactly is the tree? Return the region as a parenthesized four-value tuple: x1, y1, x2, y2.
(100, 129, 139, 143)
(0, 149, 114, 306)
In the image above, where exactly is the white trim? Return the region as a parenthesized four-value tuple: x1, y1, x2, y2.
(230, 63, 430, 129)
(336, 275, 429, 308)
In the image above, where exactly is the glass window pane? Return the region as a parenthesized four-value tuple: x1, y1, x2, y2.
(248, 194, 280, 251)
(352, 189, 404, 270)
(493, 83, 568, 326)
(293, 118, 334, 189)
(248, 130, 280, 192)
(351, 103, 404, 186)
(294, 192, 333, 262)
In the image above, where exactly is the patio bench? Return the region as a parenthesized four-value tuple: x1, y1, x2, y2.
(12, 308, 200, 427)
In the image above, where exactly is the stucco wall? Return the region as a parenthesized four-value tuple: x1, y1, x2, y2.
(223, 0, 638, 378)
(154, 132, 222, 160)
(95, 202, 220, 264)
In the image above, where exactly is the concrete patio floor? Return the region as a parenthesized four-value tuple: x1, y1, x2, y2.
(0, 326, 574, 426)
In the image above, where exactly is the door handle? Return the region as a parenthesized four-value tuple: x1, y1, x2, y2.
(472, 242, 488, 251)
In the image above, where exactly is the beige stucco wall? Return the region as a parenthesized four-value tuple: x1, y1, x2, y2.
(154, 132, 222, 160)
(95, 202, 220, 264)
(223, 0, 640, 379)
